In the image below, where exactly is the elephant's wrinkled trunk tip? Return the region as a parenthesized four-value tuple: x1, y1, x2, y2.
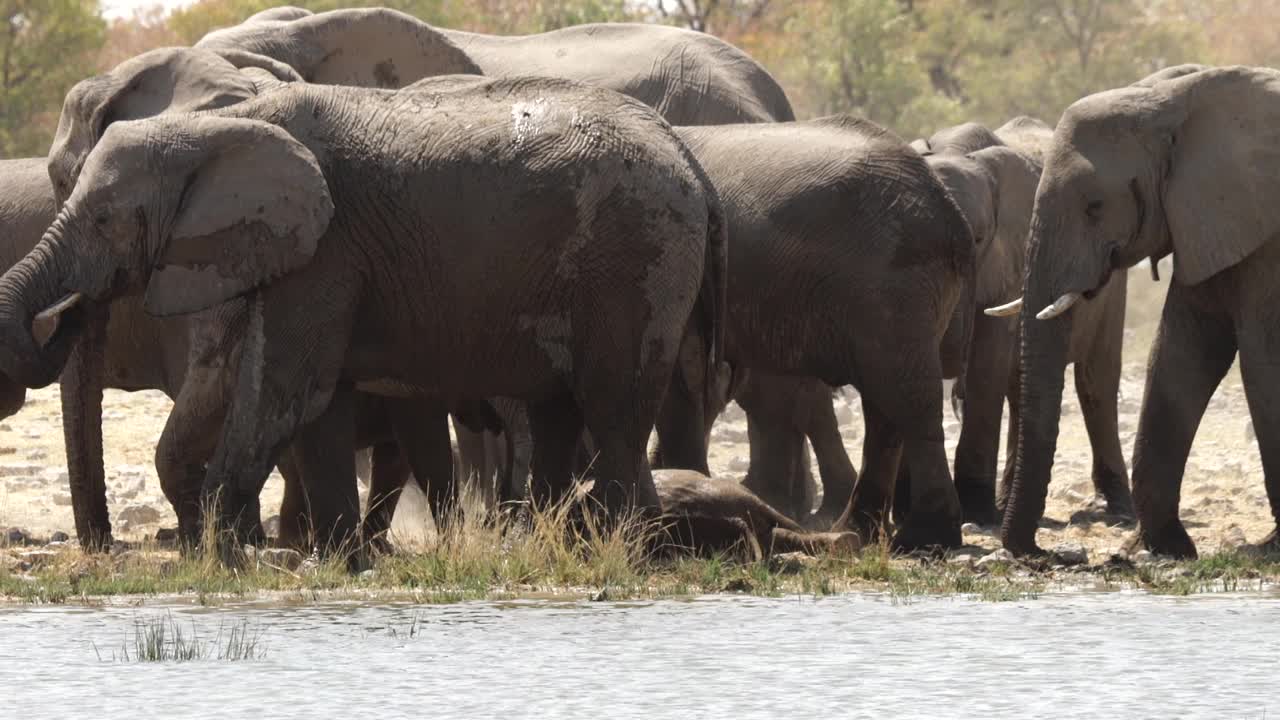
(984, 297, 1023, 317)
(1035, 292, 1082, 320)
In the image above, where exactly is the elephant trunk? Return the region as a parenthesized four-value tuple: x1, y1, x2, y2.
(1000, 230, 1074, 555)
(0, 215, 83, 388)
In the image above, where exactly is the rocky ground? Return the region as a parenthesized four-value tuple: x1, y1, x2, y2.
(0, 261, 1272, 563)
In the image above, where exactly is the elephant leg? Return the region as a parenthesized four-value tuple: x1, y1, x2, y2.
(1074, 341, 1133, 520)
(276, 452, 308, 551)
(527, 395, 584, 507)
(833, 400, 902, 544)
(741, 407, 808, 522)
(202, 284, 356, 562)
(287, 385, 361, 558)
(997, 365, 1022, 515)
(386, 399, 454, 530)
(1131, 284, 1235, 559)
(805, 387, 857, 525)
(953, 314, 1015, 527)
(453, 420, 493, 504)
(361, 440, 409, 551)
(155, 362, 229, 549)
(891, 466, 911, 527)
(651, 330, 715, 474)
(1235, 316, 1280, 551)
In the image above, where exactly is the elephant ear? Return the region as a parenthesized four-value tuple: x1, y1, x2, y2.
(197, 8, 482, 89)
(207, 49, 304, 84)
(1163, 68, 1280, 285)
(49, 47, 257, 199)
(972, 146, 1041, 303)
(142, 117, 333, 317)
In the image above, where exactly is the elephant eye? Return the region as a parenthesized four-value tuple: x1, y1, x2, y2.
(1085, 200, 1103, 222)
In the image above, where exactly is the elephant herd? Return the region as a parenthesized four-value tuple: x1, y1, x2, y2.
(0, 7, 1273, 564)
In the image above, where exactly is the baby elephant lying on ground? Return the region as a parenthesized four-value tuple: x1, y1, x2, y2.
(650, 470, 861, 559)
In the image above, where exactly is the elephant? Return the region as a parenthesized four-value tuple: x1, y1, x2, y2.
(650, 116, 975, 551)
(193, 6, 794, 125)
(38, 46, 504, 551)
(648, 469, 861, 559)
(0, 76, 726, 553)
(995, 64, 1280, 557)
(914, 119, 1133, 531)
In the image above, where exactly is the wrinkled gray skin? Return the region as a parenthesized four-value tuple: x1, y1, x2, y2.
(998, 65, 1228, 556)
(656, 117, 975, 551)
(197, 3, 793, 524)
(36, 46, 442, 551)
(0, 78, 726, 552)
(1004, 64, 1280, 557)
(649, 469, 860, 559)
(194, 6, 794, 125)
(902, 120, 1133, 530)
(41, 46, 509, 548)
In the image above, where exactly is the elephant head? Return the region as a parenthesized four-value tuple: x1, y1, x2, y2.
(195, 7, 482, 88)
(927, 146, 1041, 310)
(0, 115, 333, 387)
(917, 122, 1005, 157)
(46, 46, 296, 206)
(998, 65, 1280, 552)
(994, 116, 1054, 166)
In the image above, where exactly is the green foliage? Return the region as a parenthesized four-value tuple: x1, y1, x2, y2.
(0, 0, 105, 157)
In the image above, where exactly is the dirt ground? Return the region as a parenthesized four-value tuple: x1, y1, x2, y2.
(0, 259, 1271, 560)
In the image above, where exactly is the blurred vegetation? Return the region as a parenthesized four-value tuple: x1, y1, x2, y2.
(0, 0, 1268, 157)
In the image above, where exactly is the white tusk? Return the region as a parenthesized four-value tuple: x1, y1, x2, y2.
(1035, 292, 1082, 321)
(32, 292, 83, 348)
(984, 298, 1023, 317)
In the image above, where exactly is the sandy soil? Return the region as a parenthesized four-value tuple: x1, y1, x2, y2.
(0, 261, 1271, 559)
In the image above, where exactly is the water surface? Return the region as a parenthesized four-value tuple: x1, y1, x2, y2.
(2, 592, 1275, 719)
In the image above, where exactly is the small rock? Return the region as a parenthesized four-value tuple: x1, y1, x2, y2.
(52, 492, 72, 507)
(116, 504, 161, 527)
(1050, 543, 1088, 566)
(948, 553, 976, 566)
(1131, 549, 1154, 564)
(153, 527, 179, 547)
(976, 549, 1014, 569)
(723, 577, 754, 593)
(5, 527, 28, 546)
(358, 569, 376, 580)
(258, 547, 305, 571)
(769, 552, 818, 574)
(727, 456, 750, 472)
(18, 549, 57, 569)
(960, 523, 983, 535)
(49, 531, 69, 543)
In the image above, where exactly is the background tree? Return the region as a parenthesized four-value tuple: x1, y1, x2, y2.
(0, 0, 104, 156)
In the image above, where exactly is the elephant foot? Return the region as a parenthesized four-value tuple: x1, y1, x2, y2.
(78, 527, 115, 554)
(956, 480, 1000, 527)
(1101, 490, 1136, 522)
(1243, 528, 1280, 558)
(1128, 519, 1198, 559)
(1000, 523, 1046, 557)
(890, 512, 962, 553)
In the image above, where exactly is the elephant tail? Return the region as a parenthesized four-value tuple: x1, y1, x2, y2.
(699, 194, 729, 419)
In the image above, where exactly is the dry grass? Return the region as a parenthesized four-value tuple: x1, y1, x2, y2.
(6, 492, 1280, 606)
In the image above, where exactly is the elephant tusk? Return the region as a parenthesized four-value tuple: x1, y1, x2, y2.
(32, 292, 83, 348)
(984, 298, 1023, 317)
(1036, 292, 1082, 321)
